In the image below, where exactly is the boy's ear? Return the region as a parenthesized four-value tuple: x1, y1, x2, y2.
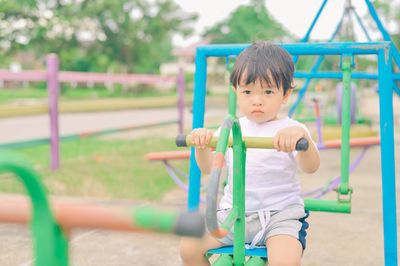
(232, 86, 238, 94)
(282, 89, 293, 104)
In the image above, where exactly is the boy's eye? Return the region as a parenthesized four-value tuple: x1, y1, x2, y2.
(243, 90, 251, 95)
(265, 90, 273, 95)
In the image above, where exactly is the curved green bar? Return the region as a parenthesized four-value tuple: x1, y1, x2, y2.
(231, 117, 246, 265)
(0, 151, 68, 266)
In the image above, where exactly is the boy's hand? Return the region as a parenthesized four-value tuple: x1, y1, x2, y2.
(274, 126, 308, 153)
(190, 128, 214, 150)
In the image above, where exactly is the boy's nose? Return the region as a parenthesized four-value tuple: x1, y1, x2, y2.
(252, 96, 264, 106)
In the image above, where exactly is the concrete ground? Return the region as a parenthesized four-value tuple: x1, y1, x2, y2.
(0, 95, 399, 265)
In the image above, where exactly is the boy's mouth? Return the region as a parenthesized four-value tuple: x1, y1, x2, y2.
(252, 110, 264, 115)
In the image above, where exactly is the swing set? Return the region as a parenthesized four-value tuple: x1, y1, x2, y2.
(150, 1, 398, 265)
(173, 39, 397, 265)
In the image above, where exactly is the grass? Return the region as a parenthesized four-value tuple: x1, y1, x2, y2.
(0, 136, 190, 201)
(0, 86, 190, 104)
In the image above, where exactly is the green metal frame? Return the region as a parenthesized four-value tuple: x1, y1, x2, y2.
(0, 151, 69, 266)
(203, 57, 354, 265)
(0, 152, 205, 265)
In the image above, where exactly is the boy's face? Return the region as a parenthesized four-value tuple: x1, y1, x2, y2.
(233, 76, 292, 124)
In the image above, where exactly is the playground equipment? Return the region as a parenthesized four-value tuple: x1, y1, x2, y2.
(289, 0, 400, 118)
(177, 134, 309, 265)
(0, 151, 205, 266)
(183, 42, 397, 265)
(0, 56, 185, 170)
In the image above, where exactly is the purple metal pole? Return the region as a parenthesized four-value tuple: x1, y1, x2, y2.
(177, 68, 185, 134)
(47, 54, 60, 170)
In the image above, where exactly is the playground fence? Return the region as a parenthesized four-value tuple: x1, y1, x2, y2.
(0, 54, 185, 170)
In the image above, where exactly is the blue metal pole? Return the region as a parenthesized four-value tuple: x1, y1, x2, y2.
(293, 0, 329, 64)
(289, 55, 324, 117)
(351, 7, 372, 42)
(377, 47, 398, 266)
(364, 0, 400, 67)
(289, 13, 346, 117)
(393, 81, 400, 97)
(188, 49, 207, 211)
(295, 71, 400, 80)
(197, 42, 386, 57)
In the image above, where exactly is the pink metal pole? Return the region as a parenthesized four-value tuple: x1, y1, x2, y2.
(177, 68, 185, 134)
(47, 54, 60, 170)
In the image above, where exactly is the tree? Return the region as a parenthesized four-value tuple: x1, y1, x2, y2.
(0, 0, 197, 73)
(203, 0, 291, 44)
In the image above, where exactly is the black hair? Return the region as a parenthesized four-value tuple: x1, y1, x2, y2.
(230, 41, 294, 95)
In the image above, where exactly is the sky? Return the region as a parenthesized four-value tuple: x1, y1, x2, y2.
(172, 0, 399, 47)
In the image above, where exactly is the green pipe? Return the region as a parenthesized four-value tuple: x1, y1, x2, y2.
(232, 119, 246, 266)
(132, 207, 205, 237)
(0, 151, 68, 266)
(304, 198, 351, 213)
(340, 59, 351, 195)
(228, 62, 236, 116)
(213, 254, 233, 265)
(220, 207, 238, 232)
(215, 115, 235, 154)
(245, 256, 266, 266)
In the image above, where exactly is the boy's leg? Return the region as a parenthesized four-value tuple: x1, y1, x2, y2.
(180, 233, 226, 266)
(266, 235, 302, 266)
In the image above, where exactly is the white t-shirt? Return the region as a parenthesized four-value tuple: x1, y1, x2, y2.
(216, 116, 315, 212)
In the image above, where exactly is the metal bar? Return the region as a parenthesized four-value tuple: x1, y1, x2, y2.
(0, 70, 47, 81)
(182, 135, 308, 151)
(304, 198, 351, 213)
(228, 62, 237, 116)
(0, 152, 69, 266)
(47, 54, 60, 171)
(178, 68, 185, 134)
(197, 42, 388, 57)
(289, 55, 325, 117)
(0, 70, 175, 84)
(295, 71, 400, 80)
(377, 46, 398, 266)
(339, 58, 352, 195)
(300, 0, 329, 43)
(232, 119, 246, 265)
(364, 0, 400, 67)
(289, 9, 346, 116)
(293, 0, 329, 63)
(393, 81, 400, 97)
(188, 49, 207, 211)
(0, 120, 178, 150)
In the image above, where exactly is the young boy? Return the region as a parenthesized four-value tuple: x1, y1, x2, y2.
(180, 41, 320, 266)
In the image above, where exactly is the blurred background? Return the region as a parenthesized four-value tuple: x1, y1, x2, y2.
(0, 0, 399, 98)
(0, 1, 399, 265)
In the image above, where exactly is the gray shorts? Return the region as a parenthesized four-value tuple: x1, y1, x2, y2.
(216, 204, 309, 249)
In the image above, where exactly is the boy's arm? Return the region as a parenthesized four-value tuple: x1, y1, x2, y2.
(191, 128, 215, 174)
(295, 134, 320, 173)
(194, 147, 215, 174)
(274, 126, 320, 173)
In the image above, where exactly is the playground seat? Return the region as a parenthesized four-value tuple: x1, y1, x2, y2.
(144, 150, 191, 161)
(208, 246, 267, 258)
